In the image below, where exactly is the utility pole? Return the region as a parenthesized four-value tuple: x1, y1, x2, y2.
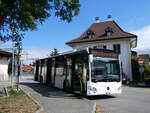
(16, 45, 21, 91)
(10, 25, 22, 91)
(11, 41, 15, 87)
(11, 27, 16, 88)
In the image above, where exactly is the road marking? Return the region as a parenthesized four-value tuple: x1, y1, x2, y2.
(143, 89, 150, 92)
(130, 88, 150, 93)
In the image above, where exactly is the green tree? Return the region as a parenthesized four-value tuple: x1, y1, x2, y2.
(131, 56, 140, 80)
(50, 48, 59, 57)
(0, 0, 80, 89)
(0, 0, 80, 41)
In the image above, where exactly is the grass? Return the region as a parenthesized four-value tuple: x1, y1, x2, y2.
(0, 91, 3, 97)
(0, 89, 3, 97)
(95, 104, 103, 113)
(0, 87, 39, 113)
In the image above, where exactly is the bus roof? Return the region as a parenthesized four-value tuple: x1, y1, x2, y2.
(38, 48, 118, 61)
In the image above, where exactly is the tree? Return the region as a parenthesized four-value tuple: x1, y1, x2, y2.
(0, 0, 80, 90)
(131, 56, 140, 80)
(50, 48, 59, 57)
(0, 0, 80, 41)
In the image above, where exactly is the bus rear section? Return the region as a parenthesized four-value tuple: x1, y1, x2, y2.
(87, 49, 122, 96)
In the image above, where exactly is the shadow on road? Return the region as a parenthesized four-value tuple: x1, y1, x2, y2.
(20, 82, 82, 99)
(20, 73, 116, 100)
(85, 95, 115, 100)
(20, 81, 116, 100)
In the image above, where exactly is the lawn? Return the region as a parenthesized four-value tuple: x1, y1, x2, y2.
(0, 87, 39, 113)
(0, 90, 3, 97)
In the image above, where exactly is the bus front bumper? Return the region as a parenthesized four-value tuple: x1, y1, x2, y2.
(87, 82, 122, 96)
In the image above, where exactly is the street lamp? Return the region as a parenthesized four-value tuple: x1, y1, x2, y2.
(10, 27, 16, 88)
(10, 26, 22, 91)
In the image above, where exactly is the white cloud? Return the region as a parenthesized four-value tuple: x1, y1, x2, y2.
(22, 48, 51, 59)
(21, 48, 51, 64)
(131, 25, 150, 53)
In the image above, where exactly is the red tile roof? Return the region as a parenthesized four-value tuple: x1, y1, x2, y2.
(66, 21, 137, 45)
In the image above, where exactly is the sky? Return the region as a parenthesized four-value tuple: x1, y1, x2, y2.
(1, 0, 150, 60)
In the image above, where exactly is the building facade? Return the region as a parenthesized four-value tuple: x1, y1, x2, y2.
(0, 49, 12, 81)
(66, 20, 137, 80)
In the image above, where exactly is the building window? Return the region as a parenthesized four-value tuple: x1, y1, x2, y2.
(87, 30, 95, 38)
(93, 45, 107, 49)
(103, 45, 107, 49)
(113, 44, 120, 53)
(107, 32, 112, 36)
(105, 27, 113, 36)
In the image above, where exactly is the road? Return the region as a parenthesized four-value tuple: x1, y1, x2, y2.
(20, 73, 150, 113)
(90, 86, 150, 113)
(20, 74, 94, 113)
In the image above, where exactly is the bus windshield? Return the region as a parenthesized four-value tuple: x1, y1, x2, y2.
(91, 57, 120, 82)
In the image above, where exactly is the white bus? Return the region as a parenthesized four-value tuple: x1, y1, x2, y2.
(35, 48, 122, 96)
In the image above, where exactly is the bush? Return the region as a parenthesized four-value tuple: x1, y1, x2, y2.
(144, 65, 150, 76)
(131, 56, 140, 80)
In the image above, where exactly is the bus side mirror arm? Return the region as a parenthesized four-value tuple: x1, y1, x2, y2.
(89, 55, 93, 63)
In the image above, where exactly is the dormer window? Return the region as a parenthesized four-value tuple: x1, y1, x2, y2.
(87, 30, 95, 38)
(105, 27, 113, 36)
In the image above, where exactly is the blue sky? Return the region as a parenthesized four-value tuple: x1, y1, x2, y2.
(2, 0, 150, 59)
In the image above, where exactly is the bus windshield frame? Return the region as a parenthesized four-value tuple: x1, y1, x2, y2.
(91, 57, 120, 82)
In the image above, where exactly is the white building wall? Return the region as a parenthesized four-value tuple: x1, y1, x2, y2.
(69, 38, 133, 80)
(0, 57, 9, 81)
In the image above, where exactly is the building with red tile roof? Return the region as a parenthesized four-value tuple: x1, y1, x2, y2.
(66, 18, 137, 80)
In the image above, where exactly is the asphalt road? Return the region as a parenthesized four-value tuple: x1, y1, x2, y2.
(20, 74, 94, 113)
(20, 73, 150, 113)
(90, 86, 150, 113)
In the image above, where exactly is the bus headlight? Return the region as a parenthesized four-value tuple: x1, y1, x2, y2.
(88, 86, 97, 93)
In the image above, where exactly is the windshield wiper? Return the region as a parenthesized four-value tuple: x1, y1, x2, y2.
(92, 77, 120, 82)
(106, 76, 120, 82)
(92, 78, 109, 82)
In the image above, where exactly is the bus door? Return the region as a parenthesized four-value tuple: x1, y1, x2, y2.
(46, 59, 52, 86)
(72, 54, 88, 94)
(35, 61, 39, 81)
(64, 58, 72, 90)
(51, 58, 55, 86)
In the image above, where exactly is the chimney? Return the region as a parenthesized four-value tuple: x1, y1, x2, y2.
(107, 15, 113, 21)
(95, 17, 100, 23)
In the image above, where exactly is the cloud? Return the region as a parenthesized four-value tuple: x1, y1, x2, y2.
(131, 25, 150, 54)
(21, 48, 51, 64)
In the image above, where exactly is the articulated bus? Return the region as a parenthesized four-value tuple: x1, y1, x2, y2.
(34, 48, 122, 96)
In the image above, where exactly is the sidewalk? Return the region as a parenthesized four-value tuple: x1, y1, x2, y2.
(20, 76, 95, 113)
(0, 81, 11, 87)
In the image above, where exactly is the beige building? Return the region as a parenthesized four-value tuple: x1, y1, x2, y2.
(0, 49, 12, 81)
(66, 19, 137, 80)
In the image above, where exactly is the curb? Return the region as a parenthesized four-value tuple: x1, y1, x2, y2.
(19, 86, 44, 113)
(91, 102, 97, 113)
(4, 87, 9, 97)
(0, 87, 9, 98)
(82, 98, 97, 113)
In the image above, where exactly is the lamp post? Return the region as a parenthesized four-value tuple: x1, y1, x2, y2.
(11, 40, 15, 87)
(10, 25, 22, 91)
(11, 27, 16, 88)
(16, 44, 21, 91)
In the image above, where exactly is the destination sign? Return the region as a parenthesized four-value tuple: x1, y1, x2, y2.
(91, 50, 118, 58)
